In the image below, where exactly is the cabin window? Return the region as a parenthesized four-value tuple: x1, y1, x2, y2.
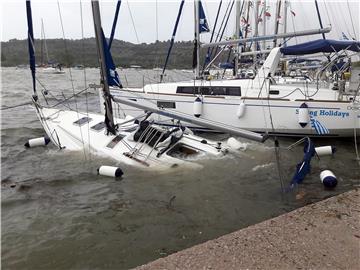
(73, 117, 92, 126)
(200, 87, 210, 95)
(226, 87, 241, 96)
(106, 134, 126, 149)
(157, 101, 176, 109)
(176, 86, 241, 96)
(269, 90, 280, 95)
(176, 86, 195, 94)
(166, 143, 202, 159)
(209, 87, 226, 95)
(91, 121, 106, 131)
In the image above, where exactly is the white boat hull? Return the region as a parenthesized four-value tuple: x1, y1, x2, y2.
(33, 106, 226, 170)
(110, 89, 360, 137)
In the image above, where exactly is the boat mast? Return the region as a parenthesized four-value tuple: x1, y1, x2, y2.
(194, 0, 200, 79)
(262, 0, 266, 50)
(41, 19, 49, 65)
(244, 1, 250, 40)
(314, 0, 326, 39)
(283, 0, 288, 45)
(234, 0, 241, 76)
(253, 0, 260, 52)
(91, 0, 116, 135)
(273, 0, 282, 48)
(40, 19, 44, 66)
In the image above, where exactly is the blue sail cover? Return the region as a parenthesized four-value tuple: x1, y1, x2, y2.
(199, 1, 210, 33)
(26, 0, 36, 95)
(101, 29, 122, 87)
(281, 39, 360, 55)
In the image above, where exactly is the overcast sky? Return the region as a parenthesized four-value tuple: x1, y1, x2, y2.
(1, 0, 359, 45)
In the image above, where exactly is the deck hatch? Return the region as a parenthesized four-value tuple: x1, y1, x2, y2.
(106, 134, 126, 149)
(157, 101, 176, 109)
(73, 117, 92, 126)
(91, 121, 106, 131)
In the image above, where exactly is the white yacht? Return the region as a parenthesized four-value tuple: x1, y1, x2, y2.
(110, 42, 360, 137)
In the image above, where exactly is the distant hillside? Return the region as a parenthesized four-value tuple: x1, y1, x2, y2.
(0, 38, 203, 69)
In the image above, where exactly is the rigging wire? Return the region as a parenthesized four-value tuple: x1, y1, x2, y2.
(346, 0, 357, 40)
(288, 1, 298, 45)
(208, 0, 233, 62)
(125, 0, 153, 89)
(337, 2, 353, 39)
(352, 83, 360, 166)
(328, 3, 350, 39)
(127, 0, 139, 43)
(0, 102, 32, 110)
(257, 65, 285, 192)
(80, 0, 91, 160)
(57, 0, 87, 159)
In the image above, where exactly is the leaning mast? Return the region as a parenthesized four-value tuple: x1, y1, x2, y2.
(91, 0, 116, 135)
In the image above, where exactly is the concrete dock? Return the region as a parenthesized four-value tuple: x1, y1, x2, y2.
(136, 189, 360, 270)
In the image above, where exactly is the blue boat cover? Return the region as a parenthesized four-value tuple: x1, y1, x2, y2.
(289, 58, 321, 64)
(219, 62, 234, 69)
(101, 29, 122, 87)
(281, 39, 360, 55)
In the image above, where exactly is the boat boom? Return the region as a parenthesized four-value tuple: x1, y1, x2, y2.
(201, 27, 332, 48)
(112, 96, 267, 142)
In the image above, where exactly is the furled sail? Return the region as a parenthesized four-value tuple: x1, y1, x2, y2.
(101, 29, 122, 88)
(281, 39, 360, 55)
(26, 0, 36, 96)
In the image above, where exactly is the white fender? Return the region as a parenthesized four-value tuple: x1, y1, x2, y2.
(193, 96, 202, 118)
(226, 137, 247, 150)
(320, 170, 337, 188)
(298, 102, 309, 128)
(315, 146, 336, 156)
(24, 137, 50, 148)
(236, 102, 246, 118)
(98, 166, 123, 178)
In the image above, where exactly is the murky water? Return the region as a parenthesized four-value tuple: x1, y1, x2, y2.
(1, 67, 359, 269)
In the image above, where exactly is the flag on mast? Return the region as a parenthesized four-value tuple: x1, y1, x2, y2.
(199, 1, 210, 33)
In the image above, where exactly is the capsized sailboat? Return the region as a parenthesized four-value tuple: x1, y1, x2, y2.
(25, 0, 265, 171)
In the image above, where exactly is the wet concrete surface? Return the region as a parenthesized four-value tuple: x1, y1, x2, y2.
(136, 189, 360, 270)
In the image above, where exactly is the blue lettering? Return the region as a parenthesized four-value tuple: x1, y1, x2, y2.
(309, 111, 317, 117)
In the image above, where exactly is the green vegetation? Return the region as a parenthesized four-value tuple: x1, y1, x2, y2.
(1, 38, 201, 69)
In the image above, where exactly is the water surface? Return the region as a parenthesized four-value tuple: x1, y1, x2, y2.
(1, 67, 359, 269)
